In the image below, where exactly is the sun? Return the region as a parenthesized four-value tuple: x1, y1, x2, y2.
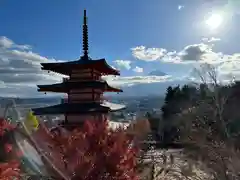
(205, 13, 223, 30)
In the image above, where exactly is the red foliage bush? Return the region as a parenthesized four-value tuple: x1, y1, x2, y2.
(0, 118, 20, 180)
(43, 119, 140, 180)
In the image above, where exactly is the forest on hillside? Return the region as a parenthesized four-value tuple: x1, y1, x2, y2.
(145, 65, 240, 179)
(148, 81, 240, 145)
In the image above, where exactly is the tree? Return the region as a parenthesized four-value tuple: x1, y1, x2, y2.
(165, 86, 174, 102)
(38, 119, 140, 180)
(178, 63, 240, 179)
(161, 85, 195, 146)
(0, 118, 21, 179)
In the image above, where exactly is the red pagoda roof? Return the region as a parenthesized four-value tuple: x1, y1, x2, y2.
(41, 58, 119, 76)
(32, 102, 125, 115)
(37, 80, 122, 93)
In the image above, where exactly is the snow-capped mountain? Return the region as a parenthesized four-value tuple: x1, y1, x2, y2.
(120, 80, 186, 97)
(148, 70, 167, 76)
(115, 70, 187, 97)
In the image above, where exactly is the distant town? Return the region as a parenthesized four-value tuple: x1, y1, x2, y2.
(0, 95, 164, 122)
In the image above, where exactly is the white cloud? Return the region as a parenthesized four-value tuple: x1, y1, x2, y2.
(184, 50, 240, 83)
(179, 43, 213, 62)
(131, 42, 238, 65)
(0, 36, 65, 97)
(178, 5, 184, 10)
(0, 37, 14, 49)
(131, 46, 167, 61)
(202, 37, 221, 43)
(131, 44, 217, 64)
(133, 66, 143, 73)
(0, 36, 178, 97)
(188, 58, 240, 85)
(217, 55, 240, 81)
(131, 41, 240, 83)
(114, 60, 131, 70)
(103, 75, 173, 87)
(6, 36, 239, 97)
(0, 36, 31, 50)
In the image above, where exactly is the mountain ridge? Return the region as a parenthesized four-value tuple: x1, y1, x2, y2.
(148, 70, 167, 76)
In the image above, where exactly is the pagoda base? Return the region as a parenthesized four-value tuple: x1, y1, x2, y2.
(60, 113, 109, 130)
(66, 113, 108, 122)
(59, 121, 85, 131)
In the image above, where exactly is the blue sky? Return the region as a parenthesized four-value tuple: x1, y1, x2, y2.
(0, 0, 240, 97)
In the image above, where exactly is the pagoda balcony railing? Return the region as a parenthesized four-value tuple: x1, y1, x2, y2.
(67, 95, 106, 103)
(69, 76, 104, 82)
(64, 95, 110, 103)
(68, 99, 105, 104)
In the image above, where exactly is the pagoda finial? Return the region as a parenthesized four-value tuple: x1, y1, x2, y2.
(82, 9, 89, 59)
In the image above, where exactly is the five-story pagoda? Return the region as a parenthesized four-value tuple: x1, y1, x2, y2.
(32, 10, 125, 129)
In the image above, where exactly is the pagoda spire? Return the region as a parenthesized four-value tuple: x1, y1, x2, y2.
(82, 9, 89, 59)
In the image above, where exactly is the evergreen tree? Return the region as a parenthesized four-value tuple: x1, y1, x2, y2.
(160, 85, 197, 146)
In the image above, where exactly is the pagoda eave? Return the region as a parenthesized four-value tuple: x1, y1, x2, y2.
(41, 59, 120, 76)
(32, 104, 109, 115)
(32, 102, 126, 115)
(106, 87, 123, 93)
(37, 87, 123, 94)
(37, 81, 123, 93)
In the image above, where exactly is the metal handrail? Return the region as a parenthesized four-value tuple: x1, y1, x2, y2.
(20, 122, 70, 180)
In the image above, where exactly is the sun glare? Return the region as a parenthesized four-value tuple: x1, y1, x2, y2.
(205, 14, 223, 30)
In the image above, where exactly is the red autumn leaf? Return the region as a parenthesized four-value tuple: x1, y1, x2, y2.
(0, 161, 20, 180)
(15, 150, 23, 158)
(38, 119, 140, 180)
(4, 144, 12, 153)
(0, 118, 21, 179)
